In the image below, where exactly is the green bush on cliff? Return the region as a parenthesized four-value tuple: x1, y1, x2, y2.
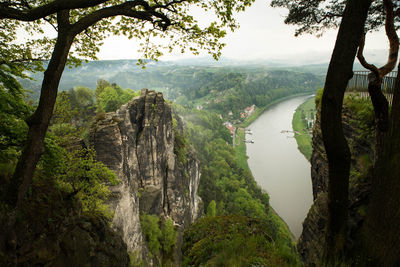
(140, 213, 178, 264)
(96, 83, 139, 113)
(161, 218, 178, 256)
(173, 129, 189, 165)
(38, 137, 119, 218)
(343, 95, 374, 141)
(140, 213, 163, 256)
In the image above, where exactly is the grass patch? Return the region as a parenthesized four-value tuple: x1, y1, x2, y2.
(292, 97, 315, 160)
(234, 128, 250, 170)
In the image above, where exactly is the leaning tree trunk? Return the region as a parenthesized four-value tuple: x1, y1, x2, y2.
(367, 75, 389, 158)
(320, 0, 372, 262)
(9, 33, 74, 205)
(363, 65, 400, 266)
(2, 11, 74, 253)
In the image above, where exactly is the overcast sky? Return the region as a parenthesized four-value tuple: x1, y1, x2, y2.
(98, 0, 388, 64)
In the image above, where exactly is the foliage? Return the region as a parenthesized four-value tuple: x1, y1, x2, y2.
(182, 215, 300, 266)
(270, 0, 394, 36)
(49, 91, 82, 146)
(51, 91, 77, 125)
(39, 141, 118, 218)
(160, 218, 178, 256)
(173, 127, 189, 165)
(206, 200, 217, 217)
(314, 87, 324, 108)
(175, 104, 298, 263)
(173, 69, 321, 120)
(343, 95, 375, 142)
(140, 213, 163, 256)
(96, 83, 138, 113)
(1, 0, 255, 69)
(139, 213, 177, 263)
(2, 0, 256, 220)
(0, 72, 118, 218)
(49, 81, 141, 147)
(0, 63, 34, 175)
(176, 106, 269, 218)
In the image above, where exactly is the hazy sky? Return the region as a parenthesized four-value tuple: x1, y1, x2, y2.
(98, 0, 389, 64)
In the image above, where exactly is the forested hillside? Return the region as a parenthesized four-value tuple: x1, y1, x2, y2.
(173, 105, 299, 265)
(23, 61, 323, 122)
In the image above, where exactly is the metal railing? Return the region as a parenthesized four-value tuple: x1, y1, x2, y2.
(346, 71, 397, 105)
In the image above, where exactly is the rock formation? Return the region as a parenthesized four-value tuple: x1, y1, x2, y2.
(90, 89, 202, 263)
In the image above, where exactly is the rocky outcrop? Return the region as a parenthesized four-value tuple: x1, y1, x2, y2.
(47, 216, 130, 267)
(2, 188, 130, 266)
(298, 98, 374, 265)
(90, 89, 201, 263)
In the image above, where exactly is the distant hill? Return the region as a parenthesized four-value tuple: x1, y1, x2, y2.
(22, 58, 324, 95)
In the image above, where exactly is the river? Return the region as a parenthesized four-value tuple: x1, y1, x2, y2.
(245, 95, 314, 239)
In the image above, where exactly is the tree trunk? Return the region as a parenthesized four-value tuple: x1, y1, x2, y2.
(320, 0, 372, 262)
(10, 32, 73, 205)
(2, 20, 74, 252)
(363, 66, 400, 266)
(366, 73, 389, 159)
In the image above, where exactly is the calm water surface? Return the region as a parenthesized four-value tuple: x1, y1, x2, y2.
(246, 95, 313, 239)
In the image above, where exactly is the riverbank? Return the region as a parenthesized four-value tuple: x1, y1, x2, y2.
(234, 128, 296, 243)
(240, 94, 314, 239)
(233, 93, 315, 241)
(292, 97, 315, 161)
(241, 92, 315, 128)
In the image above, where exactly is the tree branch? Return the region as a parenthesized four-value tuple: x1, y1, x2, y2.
(43, 15, 58, 32)
(311, 11, 342, 24)
(379, 0, 399, 76)
(357, 32, 380, 76)
(0, 0, 109, 21)
(357, 0, 398, 81)
(70, 0, 172, 36)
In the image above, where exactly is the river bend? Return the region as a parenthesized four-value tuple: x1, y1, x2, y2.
(246, 95, 314, 239)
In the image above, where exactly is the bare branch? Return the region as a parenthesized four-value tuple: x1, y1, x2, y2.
(378, 0, 399, 76)
(357, 32, 379, 76)
(358, 0, 399, 80)
(43, 16, 58, 32)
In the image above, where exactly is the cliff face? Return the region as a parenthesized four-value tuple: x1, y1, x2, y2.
(298, 99, 374, 265)
(90, 89, 201, 262)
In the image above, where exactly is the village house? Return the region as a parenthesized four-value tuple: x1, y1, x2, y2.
(240, 104, 256, 118)
(244, 104, 256, 115)
(223, 121, 235, 135)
